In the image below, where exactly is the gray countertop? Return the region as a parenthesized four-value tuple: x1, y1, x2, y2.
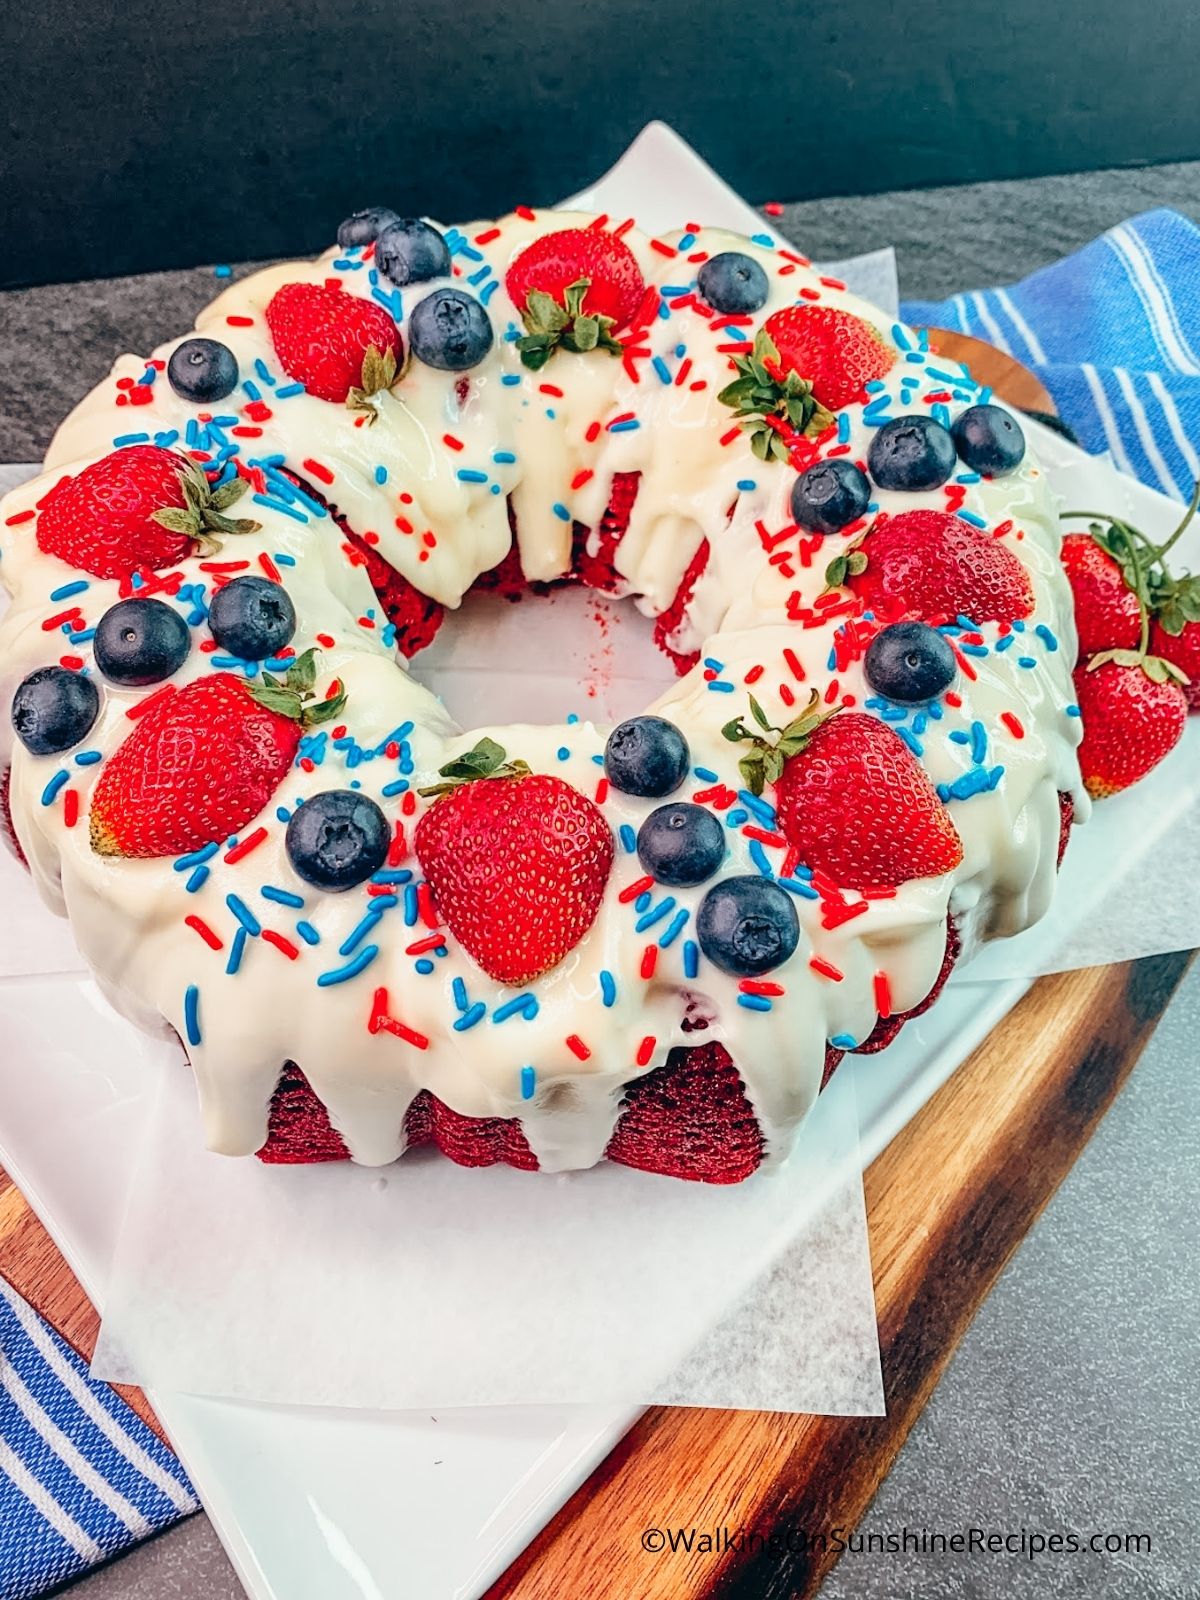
(4, 160, 1199, 1599)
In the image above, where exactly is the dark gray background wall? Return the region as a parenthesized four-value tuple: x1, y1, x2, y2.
(5, 0, 1200, 288)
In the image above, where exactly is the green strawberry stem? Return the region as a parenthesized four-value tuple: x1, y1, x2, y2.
(1062, 478, 1199, 683)
(346, 344, 399, 425)
(721, 691, 837, 795)
(418, 737, 532, 798)
(515, 279, 623, 371)
(246, 647, 347, 726)
(717, 329, 835, 464)
(151, 458, 261, 555)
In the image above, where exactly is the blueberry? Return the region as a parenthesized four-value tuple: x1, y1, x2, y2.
(697, 251, 769, 314)
(604, 715, 690, 798)
(637, 802, 725, 886)
(695, 876, 799, 977)
(167, 338, 239, 403)
(337, 206, 400, 248)
(285, 790, 389, 891)
(790, 459, 871, 535)
(207, 575, 297, 661)
(408, 288, 494, 371)
(11, 667, 100, 755)
(94, 598, 191, 686)
(375, 219, 452, 287)
(864, 621, 957, 704)
(951, 404, 1026, 476)
(867, 415, 957, 491)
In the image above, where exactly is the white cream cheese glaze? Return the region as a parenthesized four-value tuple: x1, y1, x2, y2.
(0, 211, 1088, 1174)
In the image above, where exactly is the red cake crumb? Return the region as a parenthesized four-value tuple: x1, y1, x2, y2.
(572, 471, 640, 593)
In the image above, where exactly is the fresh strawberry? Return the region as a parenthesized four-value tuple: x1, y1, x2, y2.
(762, 304, 895, 411)
(89, 651, 344, 858)
(505, 228, 644, 369)
(1150, 618, 1200, 711)
(1061, 533, 1141, 656)
(415, 739, 614, 984)
(1072, 657, 1187, 798)
(723, 695, 963, 891)
(35, 446, 257, 581)
(264, 281, 402, 403)
(833, 509, 1034, 625)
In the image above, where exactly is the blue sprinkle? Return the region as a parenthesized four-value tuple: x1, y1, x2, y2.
(1066, 703, 1081, 718)
(694, 766, 718, 783)
(225, 926, 248, 975)
(551, 502, 571, 521)
(520, 1065, 537, 1100)
(779, 876, 820, 900)
(725, 809, 749, 827)
(737, 993, 773, 1013)
(403, 884, 419, 926)
(183, 985, 202, 1045)
(275, 382, 305, 399)
(706, 680, 735, 693)
(295, 921, 320, 946)
(683, 940, 700, 979)
(415, 958, 434, 975)
(652, 356, 672, 385)
(659, 908, 689, 948)
(556, 746, 570, 762)
(895, 727, 924, 758)
(185, 866, 209, 894)
(371, 869, 412, 885)
(452, 1001, 487, 1032)
(949, 728, 971, 745)
(112, 433, 150, 448)
(634, 891, 652, 913)
(226, 893, 261, 936)
(636, 896, 677, 933)
(456, 468, 489, 484)
(619, 823, 637, 853)
(750, 232, 775, 247)
(955, 509, 988, 529)
(599, 970, 617, 1007)
(994, 633, 1016, 653)
(891, 322, 914, 352)
(317, 945, 380, 987)
(452, 976, 469, 1013)
(153, 429, 180, 449)
(864, 380, 887, 394)
(970, 720, 988, 764)
(501, 372, 522, 386)
(374, 465, 388, 485)
(748, 839, 773, 876)
(262, 885, 305, 908)
(494, 992, 539, 1023)
(837, 412, 851, 444)
(607, 418, 640, 433)
(703, 656, 725, 671)
(339, 907, 386, 957)
(214, 264, 232, 279)
(381, 779, 408, 798)
(831, 1033, 858, 1049)
(480, 280, 500, 306)
(738, 790, 777, 827)
(1035, 625, 1059, 653)
(492, 450, 517, 465)
(959, 643, 990, 658)
(74, 750, 102, 766)
(1018, 656, 1038, 669)
(677, 231, 696, 249)
(49, 580, 89, 602)
(40, 770, 69, 806)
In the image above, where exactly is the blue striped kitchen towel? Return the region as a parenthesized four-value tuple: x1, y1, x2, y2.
(902, 207, 1200, 503)
(0, 1274, 197, 1600)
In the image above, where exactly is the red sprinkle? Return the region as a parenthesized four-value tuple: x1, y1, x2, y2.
(809, 955, 844, 982)
(125, 685, 176, 720)
(442, 433, 464, 452)
(873, 970, 893, 1019)
(258, 552, 282, 584)
(368, 987, 430, 1049)
(565, 1034, 591, 1061)
(262, 930, 300, 961)
(4, 510, 34, 526)
(225, 315, 254, 327)
(302, 458, 334, 486)
(619, 875, 655, 904)
(224, 826, 268, 865)
(1000, 711, 1025, 739)
(62, 790, 79, 829)
(739, 979, 785, 996)
(185, 915, 224, 951)
(405, 932, 446, 956)
(640, 945, 658, 980)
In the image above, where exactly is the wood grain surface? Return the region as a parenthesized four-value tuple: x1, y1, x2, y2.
(485, 950, 1195, 1599)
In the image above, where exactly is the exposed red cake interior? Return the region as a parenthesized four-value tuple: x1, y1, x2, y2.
(0, 765, 27, 868)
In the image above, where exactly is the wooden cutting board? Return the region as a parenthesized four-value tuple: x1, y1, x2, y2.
(0, 336, 1181, 1597)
